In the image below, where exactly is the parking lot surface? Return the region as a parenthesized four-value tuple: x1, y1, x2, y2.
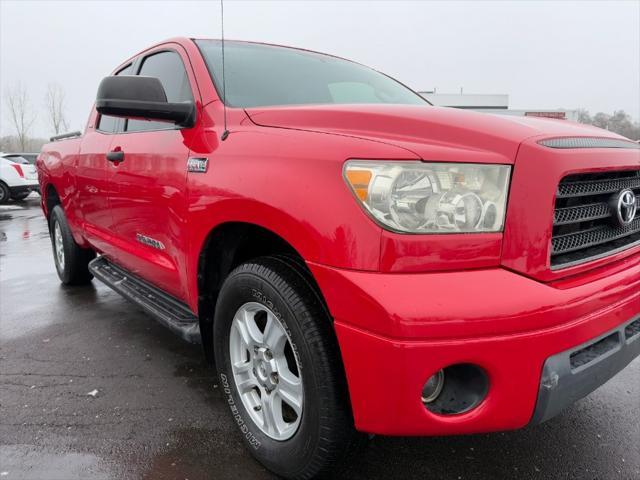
(1, 196, 639, 480)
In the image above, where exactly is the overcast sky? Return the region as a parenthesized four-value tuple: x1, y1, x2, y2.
(1, 0, 639, 138)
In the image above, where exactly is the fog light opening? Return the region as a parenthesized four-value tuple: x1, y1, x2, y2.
(421, 369, 445, 404)
(423, 363, 489, 415)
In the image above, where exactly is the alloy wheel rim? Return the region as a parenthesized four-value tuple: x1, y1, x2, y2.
(54, 221, 65, 270)
(229, 301, 303, 441)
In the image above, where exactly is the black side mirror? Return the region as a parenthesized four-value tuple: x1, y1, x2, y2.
(95, 76, 195, 128)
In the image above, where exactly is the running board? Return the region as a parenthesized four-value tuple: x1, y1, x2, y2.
(89, 256, 200, 344)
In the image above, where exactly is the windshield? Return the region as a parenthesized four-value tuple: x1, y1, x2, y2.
(196, 40, 428, 108)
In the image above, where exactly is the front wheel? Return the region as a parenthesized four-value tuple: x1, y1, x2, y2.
(213, 256, 363, 479)
(49, 205, 95, 285)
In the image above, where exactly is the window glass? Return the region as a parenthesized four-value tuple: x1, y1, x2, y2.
(127, 51, 193, 132)
(328, 82, 381, 103)
(3, 155, 29, 165)
(97, 63, 134, 133)
(196, 40, 427, 108)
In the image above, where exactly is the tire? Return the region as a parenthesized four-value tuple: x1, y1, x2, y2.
(11, 191, 30, 201)
(49, 205, 95, 285)
(0, 182, 10, 204)
(213, 256, 364, 479)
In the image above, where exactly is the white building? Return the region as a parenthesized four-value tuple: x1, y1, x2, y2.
(419, 92, 578, 121)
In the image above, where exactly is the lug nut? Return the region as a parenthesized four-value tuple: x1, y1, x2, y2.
(270, 372, 279, 384)
(264, 349, 273, 360)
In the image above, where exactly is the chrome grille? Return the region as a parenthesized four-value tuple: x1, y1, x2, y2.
(558, 176, 640, 198)
(554, 203, 611, 225)
(551, 170, 640, 268)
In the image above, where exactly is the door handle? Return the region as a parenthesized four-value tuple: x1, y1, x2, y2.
(106, 150, 124, 162)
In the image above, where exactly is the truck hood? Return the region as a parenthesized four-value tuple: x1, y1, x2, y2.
(245, 104, 618, 163)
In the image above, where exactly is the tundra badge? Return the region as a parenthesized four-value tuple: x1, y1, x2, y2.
(136, 233, 166, 250)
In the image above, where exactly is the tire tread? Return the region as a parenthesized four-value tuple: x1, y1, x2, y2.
(50, 205, 94, 285)
(216, 256, 365, 479)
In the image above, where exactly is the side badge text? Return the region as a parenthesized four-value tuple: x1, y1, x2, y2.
(136, 233, 166, 251)
(187, 157, 209, 173)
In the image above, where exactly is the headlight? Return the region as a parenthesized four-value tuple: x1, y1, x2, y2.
(344, 161, 511, 233)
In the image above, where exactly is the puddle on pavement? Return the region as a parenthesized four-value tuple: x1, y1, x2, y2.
(141, 428, 274, 480)
(0, 445, 116, 480)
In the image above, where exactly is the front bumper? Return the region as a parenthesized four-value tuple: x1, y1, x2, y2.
(309, 255, 640, 436)
(531, 315, 640, 425)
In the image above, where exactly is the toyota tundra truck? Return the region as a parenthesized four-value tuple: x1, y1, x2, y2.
(37, 38, 640, 479)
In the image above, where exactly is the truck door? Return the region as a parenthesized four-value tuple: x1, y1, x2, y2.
(76, 63, 134, 257)
(106, 47, 196, 302)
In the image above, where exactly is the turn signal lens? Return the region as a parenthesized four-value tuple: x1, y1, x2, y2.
(345, 169, 372, 201)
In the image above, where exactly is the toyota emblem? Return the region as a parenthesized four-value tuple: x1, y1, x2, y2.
(612, 189, 637, 227)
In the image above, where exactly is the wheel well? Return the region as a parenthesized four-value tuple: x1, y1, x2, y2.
(45, 184, 61, 218)
(197, 222, 325, 363)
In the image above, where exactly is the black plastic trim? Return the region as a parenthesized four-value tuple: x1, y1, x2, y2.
(539, 137, 640, 149)
(530, 315, 640, 425)
(8, 185, 37, 195)
(89, 256, 200, 344)
(96, 98, 195, 127)
(551, 170, 640, 269)
(50, 131, 83, 142)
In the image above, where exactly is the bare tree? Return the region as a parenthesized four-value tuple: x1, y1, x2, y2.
(577, 108, 640, 141)
(576, 109, 592, 125)
(592, 112, 611, 130)
(4, 83, 37, 151)
(45, 83, 69, 136)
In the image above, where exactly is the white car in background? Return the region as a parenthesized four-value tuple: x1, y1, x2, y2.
(0, 154, 39, 204)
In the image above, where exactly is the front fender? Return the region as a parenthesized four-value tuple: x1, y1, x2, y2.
(183, 122, 423, 311)
(190, 195, 379, 266)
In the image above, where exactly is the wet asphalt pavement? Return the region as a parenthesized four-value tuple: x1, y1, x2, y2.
(0, 196, 638, 480)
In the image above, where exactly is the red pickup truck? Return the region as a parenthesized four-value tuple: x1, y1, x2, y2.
(37, 37, 640, 479)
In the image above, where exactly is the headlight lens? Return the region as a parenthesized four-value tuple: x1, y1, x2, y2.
(344, 161, 511, 233)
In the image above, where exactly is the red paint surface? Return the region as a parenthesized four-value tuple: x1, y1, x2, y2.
(37, 37, 640, 436)
(310, 256, 640, 434)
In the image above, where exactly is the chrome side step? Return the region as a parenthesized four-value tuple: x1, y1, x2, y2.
(88, 256, 200, 344)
